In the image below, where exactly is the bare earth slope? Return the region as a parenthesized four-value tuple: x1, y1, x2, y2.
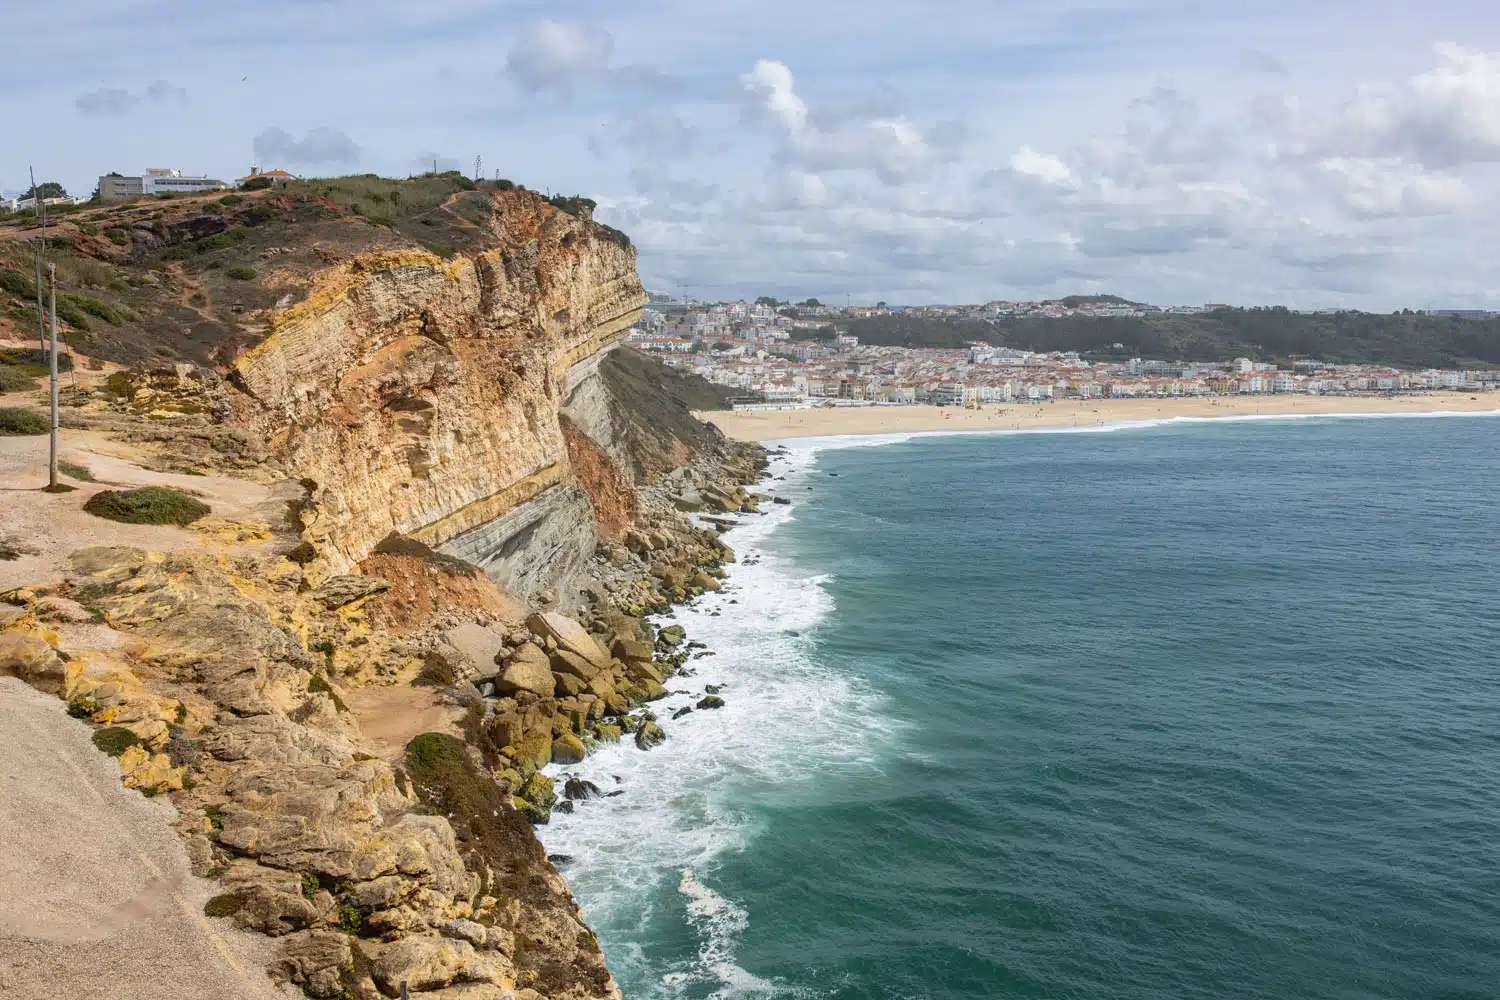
(0, 677, 291, 1000)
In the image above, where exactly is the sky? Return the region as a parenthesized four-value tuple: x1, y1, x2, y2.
(4, 0, 1500, 309)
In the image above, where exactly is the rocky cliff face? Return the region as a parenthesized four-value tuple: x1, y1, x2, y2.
(224, 190, 645, 600)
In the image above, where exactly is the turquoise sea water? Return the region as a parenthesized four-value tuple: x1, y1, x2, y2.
(542, 415, 1500, 1000)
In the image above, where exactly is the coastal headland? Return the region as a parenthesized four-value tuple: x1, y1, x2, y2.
(703, 392, 1500, 441)
(0, 178, 768, 1000)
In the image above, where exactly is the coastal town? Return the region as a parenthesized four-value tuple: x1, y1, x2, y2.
(629, 296, 1500, 408)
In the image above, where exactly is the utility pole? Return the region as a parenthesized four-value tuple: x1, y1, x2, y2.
(29, 166, 47, 359)
(47, 263, 59, 490)
(474, 155, 482, 183)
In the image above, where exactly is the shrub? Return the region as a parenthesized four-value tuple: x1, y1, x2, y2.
(226, 266, 257, 281)
(83, 486, 210, 525)
(91, 726, 141, 757)
(193, 230, 246, 253)
(242, 177, 272, 191)
(219, 194, 244, 206)
(284, 541, 317, 565)
(104, 229, 128, 245)
(0, 269, 35, 298)
(495, 179, 515, 192)
(53, 298, 90, 331)
(201, 203, 223, 216)
(0, 407, 48, 435)
(420, 241, 455, 259)
(66, 294, 123, 325)
(243, 205, 275, 226)
(0, 366, 37, 392)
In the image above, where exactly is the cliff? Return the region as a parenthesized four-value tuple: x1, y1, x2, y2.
(1, 177, 766, 1000)
(222, 191, 645, 597)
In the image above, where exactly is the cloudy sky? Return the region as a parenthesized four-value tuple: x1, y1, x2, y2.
(5, 1, 1500, 308)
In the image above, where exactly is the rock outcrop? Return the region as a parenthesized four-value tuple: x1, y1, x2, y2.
(222, 190, 646, 601)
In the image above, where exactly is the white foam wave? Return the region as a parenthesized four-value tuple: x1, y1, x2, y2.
(539, 446, 897, 997)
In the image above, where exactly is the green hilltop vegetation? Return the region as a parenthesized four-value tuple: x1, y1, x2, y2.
(0, 172, 627, 367)
(834, 308, 1500, 369)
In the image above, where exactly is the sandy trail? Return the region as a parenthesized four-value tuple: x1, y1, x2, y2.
(0, 424, 285, 592)
(702, 392, 1500, 441)
(343, 682, 468, 761)
(0, 677, 292, 999)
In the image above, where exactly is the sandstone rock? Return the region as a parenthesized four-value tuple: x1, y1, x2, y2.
(551, 732, 586, 765)
(366, 934, 506, 995)
(312, 574, 391, 609)
(594, 723, 621, 743)
(443, 622, 510, 682)
(526, 611, 610, 671)
(690, 571, 721, 592)
(672, 490, 704, 512)
(627, 660, 665, 684)
(0, 630, 69, 695)
(495, 643, 553, 698)
(513, 731, 552, 774)
(657, 624, 686, 648)
(610, 636, 652, 664)
(273, 929, 353, 998)
(634, 720, 666, 750)
(423, 640, 479, 686)
(515, 772, 556, 822)
(549, 647, 601, 681)
(553, 671, 587, 698)
(696, 695, 726, 710)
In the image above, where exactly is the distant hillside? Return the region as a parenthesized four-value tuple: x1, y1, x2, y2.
(839, 309, 1500, 368)
(993, 309, 1500, 369)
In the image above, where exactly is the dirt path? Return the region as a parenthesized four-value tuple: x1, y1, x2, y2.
(0, 425, 284, 591)
(0, 677, 293, 999)
(343, 681, 468, 760)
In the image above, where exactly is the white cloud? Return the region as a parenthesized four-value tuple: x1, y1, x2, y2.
(1318, 157, 1470, 217)
(1010, 146, 1076, 187)
(253, 126, 360, 166)
(1318, 42, 1500, 167)
(505, 21, 613, 94)
(740, 60, 808, 132)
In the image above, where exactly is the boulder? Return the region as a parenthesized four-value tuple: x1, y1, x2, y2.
(273, 930, 353, 998)
(512, 731, 553, 774)
(494, 644, 552, 698)
(696, 695, 726, 710)
(690, 571, 721, 592)
(0, 630, 69, 695)
(564, 777, 602, 800)
(311, 575, 390, 610)
(553, 671, 587, 698)
(673, 490, 705, 512)
(549, 648, 600, 681)
(610, 636, 653, 664)
(634, 720, 666, 750)
(442, 623, 509, 682)
(657, 624, 687, 648)
(525, 612, 610, 671)
(551, 732, 586, 765)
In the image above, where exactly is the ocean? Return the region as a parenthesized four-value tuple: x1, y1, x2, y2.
(540, 414, 1500, 1000)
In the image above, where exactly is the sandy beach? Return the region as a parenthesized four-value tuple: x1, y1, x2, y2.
(701, 393, 1500, 442)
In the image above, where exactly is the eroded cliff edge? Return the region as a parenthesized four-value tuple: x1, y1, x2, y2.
(0, 180, 766, 1000)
